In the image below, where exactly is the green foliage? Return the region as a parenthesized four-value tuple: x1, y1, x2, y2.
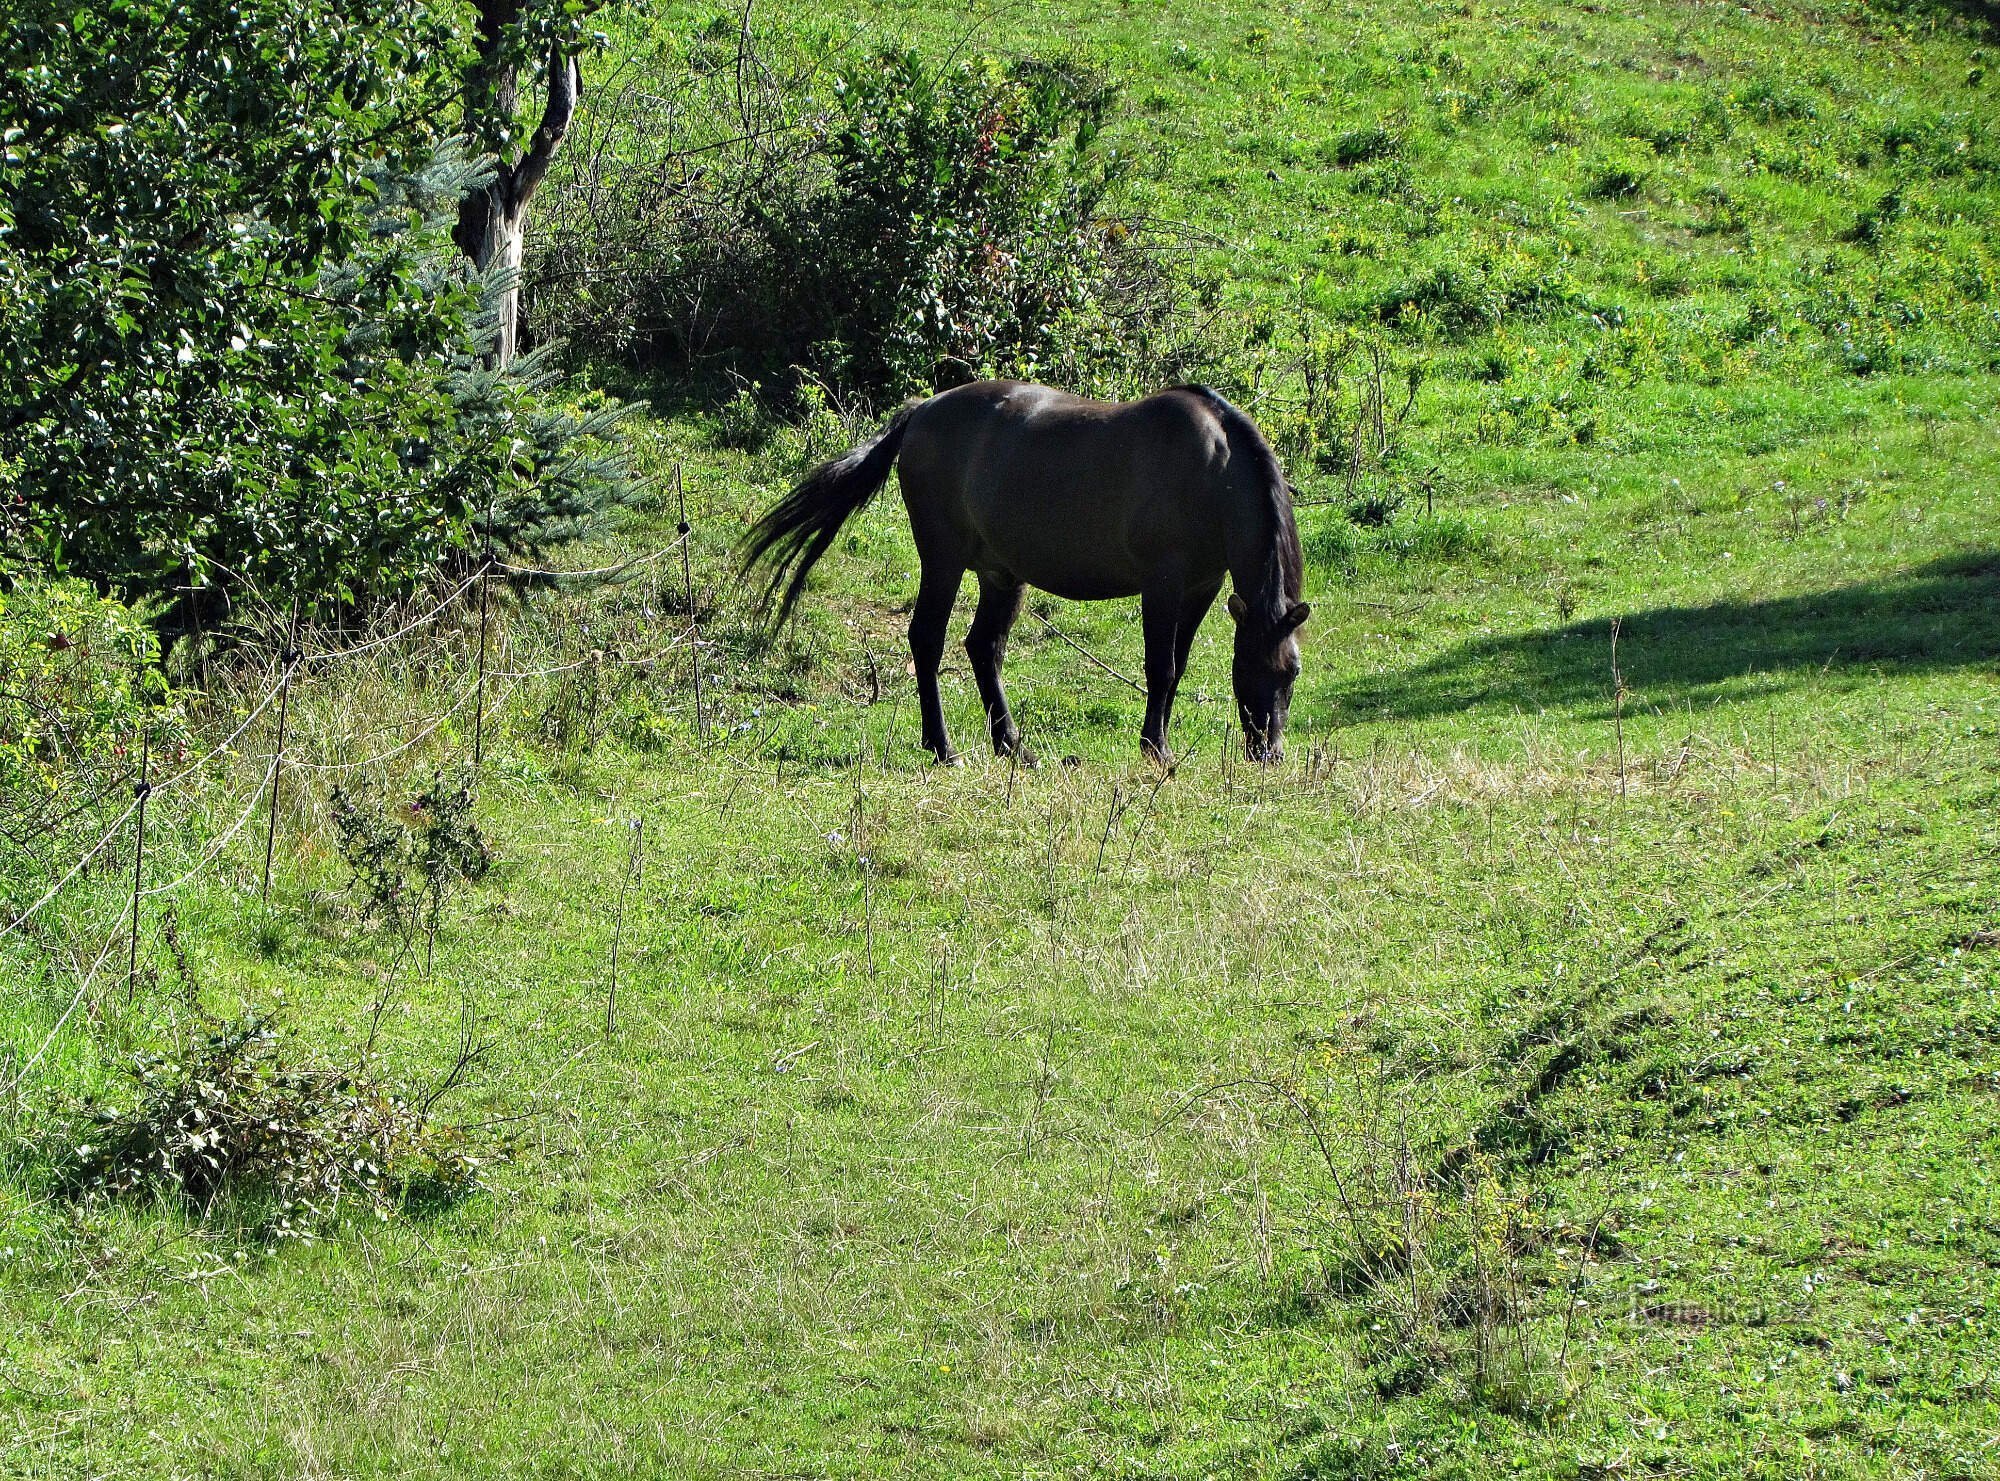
(1586, 158, 1649, 199)
(330, 764, 491, 940)
(1330, 125, 1403, 167)
(65, 1007, 478, 1240)
(797, 45, 1182, 392)
(0, 575, 183, 888)
(0, 0, 643, 621)
(531, 35, 1197, 400)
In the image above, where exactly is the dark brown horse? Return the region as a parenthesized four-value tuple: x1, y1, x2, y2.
(744, 380, 1310, 763)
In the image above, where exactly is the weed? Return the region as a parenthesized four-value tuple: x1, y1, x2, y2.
(1375, 265, 1504, 335)
(1586, 159, 1648, 200)
(62, 1006, 478, 1241)
(1330, 126, 1403, 168)
(1301, 515, 1359, 572)
(1376, 514, 1485, 563)
(330, 763, 491, 949)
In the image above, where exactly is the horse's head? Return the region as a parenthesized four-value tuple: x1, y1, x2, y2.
(1228, 594, 1310, 763)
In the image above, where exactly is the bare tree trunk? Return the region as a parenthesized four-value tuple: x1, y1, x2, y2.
(455, 0, 580, 368)
(456, 188, 529, 366)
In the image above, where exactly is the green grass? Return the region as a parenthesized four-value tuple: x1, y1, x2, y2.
(5, 0, 2000, 1475)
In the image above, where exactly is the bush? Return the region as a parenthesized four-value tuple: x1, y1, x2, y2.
(0, 575, 184, 899)
(331, 763, 491, 944)
(529, 30, 1200, 401)
(65, 1006, 479, 1239)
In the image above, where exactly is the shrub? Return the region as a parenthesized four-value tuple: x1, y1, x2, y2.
(65, 1007, 479, 1239)
(331, 763, 491, 943)
(529, 30, 1200, 401)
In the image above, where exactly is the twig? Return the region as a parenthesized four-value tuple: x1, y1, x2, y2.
(1094, 784, 1128, 875)
(1029, 611, 1143, 694)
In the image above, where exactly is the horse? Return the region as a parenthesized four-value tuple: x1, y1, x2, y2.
(742, 380, 1310, 765)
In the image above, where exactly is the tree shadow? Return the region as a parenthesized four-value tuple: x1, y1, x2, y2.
(1336, 550, 2000, 722)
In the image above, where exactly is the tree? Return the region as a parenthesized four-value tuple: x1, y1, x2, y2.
(454, 0, 594, 366)
(0, 0, 642, 625)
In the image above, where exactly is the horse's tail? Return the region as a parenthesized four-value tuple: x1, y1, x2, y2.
(741, 403, 916, 624)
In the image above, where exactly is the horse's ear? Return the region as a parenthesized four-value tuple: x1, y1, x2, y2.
(1280, 601, 1311, 635)
(1227, 593, 1249, 624)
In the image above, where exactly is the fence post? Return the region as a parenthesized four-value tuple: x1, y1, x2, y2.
(676, 465, 706, 742)
(127, 724, 151, 1000)
(606, 817, 644, 1036)
(261, 615, 301, 904)
(473, 496, 496, 767)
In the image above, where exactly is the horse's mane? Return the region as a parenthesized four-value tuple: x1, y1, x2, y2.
(1172, 385, 1304, 608)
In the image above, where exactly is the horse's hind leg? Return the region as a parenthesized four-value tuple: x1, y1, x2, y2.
(909, 560, 964, 763)
(965, 573, 1027, 757)
(1139, 586, 1183, 764)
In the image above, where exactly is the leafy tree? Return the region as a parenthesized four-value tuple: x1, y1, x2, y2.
(0, 0, 642, 628)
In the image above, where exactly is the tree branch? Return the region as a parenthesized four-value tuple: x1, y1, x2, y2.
(512, 46, 580, 210)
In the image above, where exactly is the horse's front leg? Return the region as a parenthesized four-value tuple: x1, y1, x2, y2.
(909, 562, 964, 763)
(1139, 586, 1184, 764)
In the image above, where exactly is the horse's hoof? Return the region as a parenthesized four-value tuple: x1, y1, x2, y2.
(931, 751, 964, 768)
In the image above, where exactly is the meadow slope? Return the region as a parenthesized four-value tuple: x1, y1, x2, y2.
(3, 0, 1998, 1476)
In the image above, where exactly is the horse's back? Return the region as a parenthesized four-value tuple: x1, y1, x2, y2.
(903, 380, 1224, 490)
(897, 381, 1232, 598)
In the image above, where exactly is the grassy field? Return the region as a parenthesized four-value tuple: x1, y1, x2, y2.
(4, 0, 1999, 1476)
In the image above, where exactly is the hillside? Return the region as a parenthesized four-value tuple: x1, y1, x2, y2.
(2, 1, 1996, 1477)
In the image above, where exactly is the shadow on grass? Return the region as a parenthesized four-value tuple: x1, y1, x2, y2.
(1337, 550, 2000, 722)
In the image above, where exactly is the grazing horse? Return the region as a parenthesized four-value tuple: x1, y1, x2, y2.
(743, 380, 1310, 764)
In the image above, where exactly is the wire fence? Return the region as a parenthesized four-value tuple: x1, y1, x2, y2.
(0, 479, 1171, 1108)
(0, 514, 718, 1101)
